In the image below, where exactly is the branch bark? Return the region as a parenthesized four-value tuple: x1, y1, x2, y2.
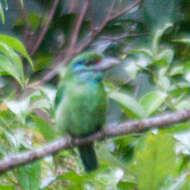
(109, 0, 141, 20)
(28, 0, 89, 87)
(75, 0, 140, 53)
(65, 0, 89, 59)
(16, 0, 31, 52)
(32, 0, 141, 87)
(0, 109, 190, 174)
(30, 0, 60, 55)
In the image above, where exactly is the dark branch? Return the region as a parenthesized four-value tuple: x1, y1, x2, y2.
(16, 0, 31, 52)
(101, 32, 146, 41)
(31, 0, 141, 87)
(109, 0, 141, 20)
(0, 109, 190, 174)
(65, 0, 89, 59)
(30, 0, 59, 55)
(75, 0, 140, 53)
(75, 0, 115, 54)
(28, 0, 89, 87)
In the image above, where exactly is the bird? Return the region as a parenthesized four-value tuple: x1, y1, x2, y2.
(55, 51, 119, 172)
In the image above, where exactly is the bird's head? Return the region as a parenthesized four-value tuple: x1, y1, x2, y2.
(69, 51, 119, 75)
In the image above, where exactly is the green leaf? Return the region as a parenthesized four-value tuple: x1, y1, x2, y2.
(94, 168, 124, 189)
(139, 90, 167, 116)
(157, 68, 171, 91)
(33, 52, 53, 71)
(161, 122, 190, 134)
(17, 161, 41, 190)
(175, 98, 190, 110)
(183, 61, 190, 73)
(2, 0, 8, 10)
(128, 48, 153, 58)
(0, 34, 33, 68)
(152, 22, 173, 55)
(0, 185, 14, 190)
(27, 13, 42, 30)
(117, 181, 136, 190)
(124, 60, 139, 80)
(136, 133, 175, 190)
(0, 42, 24, 82)
(124, 53, 152, 79)
(0, 2, 5, 24)
(19, 0, 24, 8)
(161, 173, 186, 190)
(58, 172, 84, 189)
(183, 61, 190, 82)
(169, 65, 183, 76)
(32, 115, 55, 141)
(109, 91, 145, 118)
(181, 173, 190, 190)
(156, 48, 174, 64)
(0, 55, 24, 87)
(97, 143, 134, 175)
(172, 34, 190, 45)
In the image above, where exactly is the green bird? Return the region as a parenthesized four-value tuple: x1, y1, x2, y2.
(55, 51, 118, 172)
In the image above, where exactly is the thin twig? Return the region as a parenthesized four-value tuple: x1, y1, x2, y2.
(68, 0, 76, 13)
(101, 32, 146, 41)
(28, 0, 89, 87)
(15, 0, 31, 51)
(28, 0, 141, 87)
(109, 0, 141, 20)
(0, 109, 190, 174)
(75, 0, 140, 53)
(64, 0, 89, 61)
(75, 0, 115, 54)
(30, 0, 60, 55)
(28, 53, 65, 88)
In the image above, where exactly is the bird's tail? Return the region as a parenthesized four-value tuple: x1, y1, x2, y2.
(78, 142, 98, 172)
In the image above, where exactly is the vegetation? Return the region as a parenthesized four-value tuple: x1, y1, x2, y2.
(0, 0, 190, 189)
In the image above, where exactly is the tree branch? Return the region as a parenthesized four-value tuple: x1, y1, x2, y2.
(28, 0, 89, 87)
(101, 32, 145, 41)
(31, 0, 141, 87)
(16, 0, 31, 52)
(30, 0, 60, 55)
(0, 109, 190, 174)
(75, 0, 140, 53)
(109, 0, 141, 20)
(75, 0, 115, 54)
(65, 0, 89, 59)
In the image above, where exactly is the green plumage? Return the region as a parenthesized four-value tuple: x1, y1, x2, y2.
(55, 52, 107, 172)
(56, 76, 106, 136)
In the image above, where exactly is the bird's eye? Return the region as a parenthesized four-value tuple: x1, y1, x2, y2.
(85, 60, 100, 66)
(85, 61, 92, 65)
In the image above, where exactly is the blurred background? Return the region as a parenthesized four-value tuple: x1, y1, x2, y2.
(0, 0, 190, 189)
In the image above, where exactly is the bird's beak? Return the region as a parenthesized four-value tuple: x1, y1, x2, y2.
(92, 57, 119, 71)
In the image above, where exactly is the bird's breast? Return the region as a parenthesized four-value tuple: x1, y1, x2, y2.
(56, 79, 107, 137)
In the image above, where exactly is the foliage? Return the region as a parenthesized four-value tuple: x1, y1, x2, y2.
(1, 0, 190, 189)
